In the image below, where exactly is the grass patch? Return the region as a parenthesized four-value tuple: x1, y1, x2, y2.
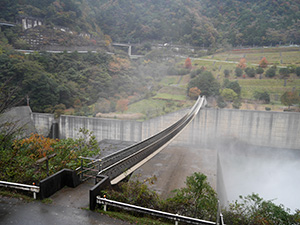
(0, 189, 34, 202)
(127, 99, 166, 114)
(127, 98, 193, 120)
(159, 76, 181, 86)
(238, 78, 300, 100)
(42, 198, 53, 204)
(96, 209, 172, 225)
(153, 93, 187, 101)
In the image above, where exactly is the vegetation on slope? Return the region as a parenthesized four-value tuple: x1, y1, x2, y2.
(1, 0, 299, 48)
(101, 173, 300, 224)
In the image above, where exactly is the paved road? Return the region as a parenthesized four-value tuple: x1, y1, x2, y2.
(0, 140, 139, 225)
(0, 179, 132, 225)
(0, 196, 132, 225)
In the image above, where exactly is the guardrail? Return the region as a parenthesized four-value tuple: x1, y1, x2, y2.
(97, 196, 216, 225)
(0, 181, 40, 199)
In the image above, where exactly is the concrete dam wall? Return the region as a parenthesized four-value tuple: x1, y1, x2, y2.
(32, 108, 300, 150)
(187, 108, 300, 150)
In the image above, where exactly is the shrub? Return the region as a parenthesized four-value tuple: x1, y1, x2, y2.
(232, 98, 241, 109)
(188, 87, 201, 99)
(253, 91, 270, 104)
(265, 67, 276, 78)
(224, 69, 230, 77)
(226, 80, 241, 95)
(0, 128, 100, 184)
(235, 67, 243, 77)
(279, 68, 289, 78)
(163, 172, 218, 221)
(167, 67, 190, 75)
(245, 68, 256, 77)
(221, 88, 238, 102)
(103, 176, 160, 210)
(190, 68, 204, 78)
(223, 193, 298, 225)
(217, 96, 227, 108)
(188, 71, 220, 97)
(295, 67, 300, 77)
(256, 67, 264, 75)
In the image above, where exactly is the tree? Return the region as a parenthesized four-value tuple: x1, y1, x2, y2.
(223, 193, 297, 225)
(253, 91, 270, 103)
(164, 172, 218, 221)
(265, 67, 276, 78)
(256, 67, 264, 75)
(221, 88, 238, 102)
(188, 71, 220, 97)
(259, 57, 268, 68)
(256, 67, 264, 79)
(237, 58, 246, 69)
(296, 67, 300, 77)
(280, 91, 300, 109)
(116, 99, 129, 113)
(232, 98, 241, 109)
(217, 96, 227, 108)
(235, 67, 243, 77)
(185, 57, 192, 69)
(188, 87, 201, 99)
(224, 69, 230, 77)
(245, 68, 255, 77)
(223, 79, 241, 95)
(279, 68, 289, 78)
(1, 128, 100, 183)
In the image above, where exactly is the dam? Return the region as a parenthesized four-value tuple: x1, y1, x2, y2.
(32, 107, 300, 211)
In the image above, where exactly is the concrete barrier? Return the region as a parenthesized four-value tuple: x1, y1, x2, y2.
(89, 175, 111, 210)
(39, 169, 80, 199)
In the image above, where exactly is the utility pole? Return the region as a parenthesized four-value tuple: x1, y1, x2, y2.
(26, 95, 30, 106)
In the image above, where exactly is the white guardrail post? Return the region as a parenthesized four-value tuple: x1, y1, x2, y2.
(0, 181, 40, 199)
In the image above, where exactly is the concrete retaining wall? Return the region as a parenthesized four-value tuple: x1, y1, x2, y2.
(59, 115, 143, 142)
(31, 113, 55, 137)
(32, 108, 300, 150)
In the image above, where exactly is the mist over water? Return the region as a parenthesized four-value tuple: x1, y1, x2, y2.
(217, 141, 300, 213)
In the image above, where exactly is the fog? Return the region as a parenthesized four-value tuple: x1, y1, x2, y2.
(217, 141, 300, 213)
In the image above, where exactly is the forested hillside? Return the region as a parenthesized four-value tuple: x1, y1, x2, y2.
(1, 0, 299, 47)
(0, 44, 158, 114)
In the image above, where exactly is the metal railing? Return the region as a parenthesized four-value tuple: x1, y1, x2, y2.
(0, 181, 40, 199)
(75, 156, 102, 182)
(97, 196, 216, 225)
(97, 96, 206, 183)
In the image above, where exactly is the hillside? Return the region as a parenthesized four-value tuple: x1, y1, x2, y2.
(1, 0, 299, 48)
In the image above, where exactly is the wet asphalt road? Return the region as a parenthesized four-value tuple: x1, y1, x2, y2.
(0, 140, 137, 225)
(0, 196, 132, 225)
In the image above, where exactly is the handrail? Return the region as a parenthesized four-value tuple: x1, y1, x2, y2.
(99, 96, 204, 167)
(0, 181, 40, 199)
(97, 96, 206, 182)
(76, 96, 205, 183)
(101, 96, 203, 163)
(97, 196, 216, 225)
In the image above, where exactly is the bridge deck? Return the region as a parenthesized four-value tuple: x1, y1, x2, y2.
(94, 96, 206, 184)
